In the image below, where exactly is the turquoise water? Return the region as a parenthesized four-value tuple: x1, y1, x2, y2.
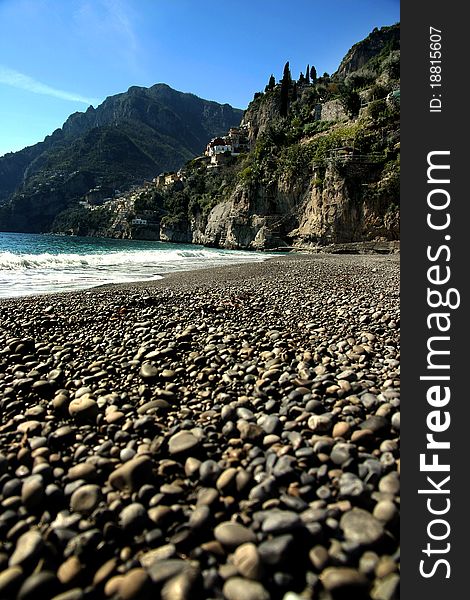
(0, 232, 273, 298)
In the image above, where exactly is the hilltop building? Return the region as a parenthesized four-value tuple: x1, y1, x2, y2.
(204, 125, 251, 168)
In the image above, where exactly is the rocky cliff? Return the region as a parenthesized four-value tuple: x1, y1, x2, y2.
(151, 24, 400, 250)
(334, 23, 400, 80)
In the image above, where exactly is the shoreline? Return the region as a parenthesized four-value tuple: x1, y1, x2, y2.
(1, 251, 399, 302)
(0, 253, 400, 599)
(94, 251, 399, 293)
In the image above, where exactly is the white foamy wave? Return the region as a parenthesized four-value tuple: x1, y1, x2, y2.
(0, 241, 278, 298)
(0, 248, 263, 271)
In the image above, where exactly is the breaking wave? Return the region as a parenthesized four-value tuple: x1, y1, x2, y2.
(0, 248, 259, 270)
(0, 234, 276, 298)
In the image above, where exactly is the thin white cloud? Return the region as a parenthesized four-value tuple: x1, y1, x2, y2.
(102, 0, 138, 55)
(0, 65, 99, 105)
(74, 0, 145, 78)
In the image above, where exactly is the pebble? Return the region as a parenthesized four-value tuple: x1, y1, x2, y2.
(119, 503, 147, 531)
(17, 571, 61, 600)
(188, 505, 210, 530)
(67, 463, 96, 481)
(147, 559, 190, 585)
(371, 572, 400, 600)
(51, 590, 84, 600)
(320, 567, 368, 592)
(340, 508, 385, 547)
(214, 522, 257, 549)
(0, 566, 24, 597)
(379, 472, 400, 495)
(68, 395, 98, 422)
(70, 484, 102, 514)
(223, 577, 270, 600)
(237, 421, 264, 442)
(108, 456, 154, 492)
(359, 551, 379, 575)
(258, 535, 294, 566)
(140, 545, 176, 567)
(339, 472, 366, 499)
(118, 568, 151, 600)
(360, 415, 389, 435)
(261, 511, 302, 534)
(9, 530, 44, 568)
(216, 468, 238, 495)
(21, 475, 44, 510)
(233, 543, 263, 580)
(57, 556, 82, 586)
(309, 545, 329, 571)
(373, 500, 398, 523)
(168, 431, 200, 455)
(160, 565, 200, 600)
(139, 363, 159, 381)
(332, 421, 350, 438)
(198, 459, 220, 484)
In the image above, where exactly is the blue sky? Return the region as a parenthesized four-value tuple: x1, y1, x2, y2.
(0, 0, 399, 157)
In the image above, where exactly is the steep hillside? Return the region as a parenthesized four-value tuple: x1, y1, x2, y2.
(0, 84, 243, 232)
(334, 23, 400, 80)
(84, 23, 399, 250)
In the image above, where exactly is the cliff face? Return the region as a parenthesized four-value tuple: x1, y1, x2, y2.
(156, 23, 400, 250)
(334, 24, 400, 79)
(163, 157, 399, 250)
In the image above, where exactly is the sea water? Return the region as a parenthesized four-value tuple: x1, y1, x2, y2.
(0, 232, 273, 298)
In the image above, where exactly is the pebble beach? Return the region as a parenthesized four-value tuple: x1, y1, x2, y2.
(0, 253, 400, 600)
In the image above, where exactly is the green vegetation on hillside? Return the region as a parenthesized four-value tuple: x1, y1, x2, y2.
(151, 23, 400, 243)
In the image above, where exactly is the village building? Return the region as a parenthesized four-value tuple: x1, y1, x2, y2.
(205, 137, 232, 157)
(82, 186, 115, 206)
(204, 126, 250, 163)
(208, 152, 233, 169)
(164, 172, 179, 186)
(227, 126, 250, 154)
(154, 172, 182, 187)
(153, 174, 166, 187)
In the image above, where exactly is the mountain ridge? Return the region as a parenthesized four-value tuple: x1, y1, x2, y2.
(0, 84, 243, 232)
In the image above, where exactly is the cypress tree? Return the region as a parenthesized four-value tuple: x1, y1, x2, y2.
(282, 62, 291, 85)
(305, 64, 310, 84)
(310, 65, 317, 83)
(268, 74, 276, 90)
(280, 62, 291, 117)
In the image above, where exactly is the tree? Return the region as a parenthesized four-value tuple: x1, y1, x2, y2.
(340, 89, 361, 118)
(292, 81, 298, 102)
(310, 65, 317, 83)
(305, 64, 310, 84)
(268, 74, 276, 90)
(280, 61, 292, 116)
(298, 71, 305, 84)
(282, 62, 292, 85)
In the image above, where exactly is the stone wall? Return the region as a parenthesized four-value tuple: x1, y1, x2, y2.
(318, 99, 348, 122)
